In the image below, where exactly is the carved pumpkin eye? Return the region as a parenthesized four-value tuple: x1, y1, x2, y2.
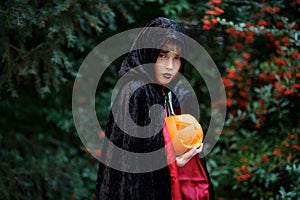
(175, 122, 189, 130)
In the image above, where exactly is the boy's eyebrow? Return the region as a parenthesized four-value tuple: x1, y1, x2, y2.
(160, 50, 169, 53)
(160, 50, 181, 56)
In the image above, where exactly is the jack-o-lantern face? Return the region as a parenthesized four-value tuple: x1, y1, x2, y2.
(165, 114, 203, 156)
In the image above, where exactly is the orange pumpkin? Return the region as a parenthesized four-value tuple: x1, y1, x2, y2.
(165, 114, 203, 156)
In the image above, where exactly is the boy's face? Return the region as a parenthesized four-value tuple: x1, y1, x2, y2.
(154, 43, 182, 85)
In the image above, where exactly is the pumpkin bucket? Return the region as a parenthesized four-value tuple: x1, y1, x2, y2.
(165, 114, 203, 156)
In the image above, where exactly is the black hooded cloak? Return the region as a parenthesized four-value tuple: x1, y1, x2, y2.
(95, 17, 215, 200)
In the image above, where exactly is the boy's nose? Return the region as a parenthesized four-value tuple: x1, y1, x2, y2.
(165, 59, 173, 69)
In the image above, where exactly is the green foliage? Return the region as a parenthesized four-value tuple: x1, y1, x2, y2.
(0, 88, 97, 199)
(161, 0, 190, 19)
(185, 0, 300, 199)
(0, 131, 98, 200)
(0, 0, 115, 98)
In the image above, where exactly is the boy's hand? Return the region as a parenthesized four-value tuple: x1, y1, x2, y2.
(176, 143, 203, 167)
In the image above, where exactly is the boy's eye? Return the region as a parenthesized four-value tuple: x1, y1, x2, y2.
(159, 53, 167, 58)
(175, 56, 181, 60)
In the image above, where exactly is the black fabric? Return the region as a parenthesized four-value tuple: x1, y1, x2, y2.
(95, 17, 215, 200)
(96, 82, 172, 200)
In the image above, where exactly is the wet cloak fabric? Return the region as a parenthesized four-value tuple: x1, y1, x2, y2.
(95, 17, 215, 200)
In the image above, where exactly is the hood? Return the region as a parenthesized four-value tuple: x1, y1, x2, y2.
(118, 17, 188, 87)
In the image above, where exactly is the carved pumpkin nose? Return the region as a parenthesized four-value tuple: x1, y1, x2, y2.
(165, 114, 203, 156)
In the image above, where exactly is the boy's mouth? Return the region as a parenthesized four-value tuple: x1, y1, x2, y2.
(163, 73, 172, 78)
